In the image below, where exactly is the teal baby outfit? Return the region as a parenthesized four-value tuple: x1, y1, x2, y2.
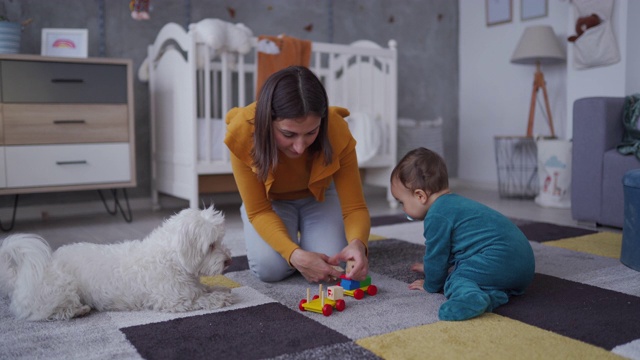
(421, 194, 535, 321)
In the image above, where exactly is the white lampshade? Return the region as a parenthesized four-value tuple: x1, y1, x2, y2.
(511, 25, 566, 65)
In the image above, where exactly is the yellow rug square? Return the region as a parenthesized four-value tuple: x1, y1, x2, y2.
(199, 274, 241, 288)
(544, 232, 622, 259)
(369, 233, 387, 241)
(356, 313, 621, 360)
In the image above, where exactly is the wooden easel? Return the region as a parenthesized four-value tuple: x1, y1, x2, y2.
(527, 61, 556, 138)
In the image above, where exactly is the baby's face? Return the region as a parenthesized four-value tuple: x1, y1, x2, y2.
(390, 177, 428, 221)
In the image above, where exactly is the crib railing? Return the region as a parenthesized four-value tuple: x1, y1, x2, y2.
(195, 37, 397, 175)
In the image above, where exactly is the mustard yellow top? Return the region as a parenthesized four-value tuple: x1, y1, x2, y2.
(224, 102, 370, 264)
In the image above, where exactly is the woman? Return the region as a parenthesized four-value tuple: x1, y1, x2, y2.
(224, 66, 370, 283)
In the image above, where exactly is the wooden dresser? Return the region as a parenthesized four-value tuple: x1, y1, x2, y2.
(0, 54, 136, 196)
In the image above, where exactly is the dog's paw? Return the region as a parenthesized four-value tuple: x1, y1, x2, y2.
(75, 305, 92, 317)
(197, 291, 237, 310)
(48, 304, 91, 321)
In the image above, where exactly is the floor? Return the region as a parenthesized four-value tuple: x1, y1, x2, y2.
(1, 183, 616, 255)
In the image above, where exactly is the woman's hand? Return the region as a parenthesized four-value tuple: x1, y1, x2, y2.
(328, 239, 368, 281)
(409, 279, 426, 291)
(289, 248, 344, 283)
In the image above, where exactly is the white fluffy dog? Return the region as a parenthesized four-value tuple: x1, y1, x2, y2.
(0, 206, 235, 321)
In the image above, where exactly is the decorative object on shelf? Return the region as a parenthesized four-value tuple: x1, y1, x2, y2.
(486, 0, 512, 26)
(130, 0, 151, 20)
(521, 0, 547, 21)
(511, 25, 565, 137)
(568, 0, 620, 70)
(41, 28, 88, 58)
(0, 16, 21, 54)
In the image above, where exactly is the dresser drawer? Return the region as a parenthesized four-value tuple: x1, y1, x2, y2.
(6, 143, 131, 188)
(0, 60, 127, 103)
(3, 104, 129, 145)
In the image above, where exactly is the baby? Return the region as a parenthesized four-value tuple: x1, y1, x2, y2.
(390, 147, 535, 321)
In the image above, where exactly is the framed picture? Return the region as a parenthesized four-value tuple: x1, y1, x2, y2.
(521, 0, 547, 21)
(486, 0, 512, 26)
(41, 28, 88, 58)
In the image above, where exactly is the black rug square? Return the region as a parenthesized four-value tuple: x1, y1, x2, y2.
(495, 273, 640, 350)
(224, 255, 249, 274)
(368, 239, 425, 284)
(370, 213, 411, 227)
(517, 222, 597, 242)
(121, 303, 350, 360)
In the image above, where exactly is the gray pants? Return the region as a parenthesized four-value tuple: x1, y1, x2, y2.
(240, 184, 347, 282)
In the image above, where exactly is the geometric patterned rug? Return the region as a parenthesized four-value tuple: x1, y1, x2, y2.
(1, 216, 639, 360)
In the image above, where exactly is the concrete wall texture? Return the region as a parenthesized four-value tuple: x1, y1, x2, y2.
(0, 0, 458, 209)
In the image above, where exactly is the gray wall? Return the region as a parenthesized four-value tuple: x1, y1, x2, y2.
(0, 0, 458, 210)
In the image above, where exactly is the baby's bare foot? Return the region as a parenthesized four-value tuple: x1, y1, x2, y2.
(410, 262, 424, 273)
(408, 279, 426, 291)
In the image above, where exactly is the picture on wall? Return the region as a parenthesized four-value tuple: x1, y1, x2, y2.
(521, 0, 547, 21)
(41, 28, 88, 58)
(486, 0, 512, 26)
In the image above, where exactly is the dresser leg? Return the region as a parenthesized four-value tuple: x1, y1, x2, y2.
(0, 195, 19, 232)
(97, 189, 133, 223)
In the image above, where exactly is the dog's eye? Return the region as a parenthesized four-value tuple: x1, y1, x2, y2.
(209, 244, 216, 251)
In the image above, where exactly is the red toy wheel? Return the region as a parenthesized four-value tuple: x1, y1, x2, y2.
(322, 304, 333, 316)
(353, 288, 364, 300)
(367, 285, 378, 296)
(312, 295, 320, 300)
(335, 299, 346, 312)
(298, 299, 307, 311)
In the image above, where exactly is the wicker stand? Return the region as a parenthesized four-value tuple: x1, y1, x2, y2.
(494, 136, 538, 199)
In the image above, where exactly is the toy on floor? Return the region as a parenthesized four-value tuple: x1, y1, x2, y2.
(298, 284, 346, 317)
(339, 275, 378, 299)
(336, 261, 378, 300)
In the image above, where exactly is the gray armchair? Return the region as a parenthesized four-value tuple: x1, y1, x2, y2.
(572, 97, 640, 228)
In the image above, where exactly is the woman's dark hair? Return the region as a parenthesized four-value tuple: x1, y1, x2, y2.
(391, 147, 449, 194)
(252, 66, 332, 181)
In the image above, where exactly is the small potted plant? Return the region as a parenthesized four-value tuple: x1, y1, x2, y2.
(0, 16, 21, 54)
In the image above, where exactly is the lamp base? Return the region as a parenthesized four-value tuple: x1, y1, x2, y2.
(527, 62, 555, 138)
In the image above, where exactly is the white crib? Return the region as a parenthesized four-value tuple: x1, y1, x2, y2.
(146, 22, 398, 209)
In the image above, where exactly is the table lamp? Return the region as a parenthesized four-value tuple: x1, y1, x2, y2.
(511, 25, 566, 138)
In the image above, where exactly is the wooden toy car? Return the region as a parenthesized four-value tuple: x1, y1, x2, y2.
(299, 284, 346, 317)
(338, 274, 378, 300)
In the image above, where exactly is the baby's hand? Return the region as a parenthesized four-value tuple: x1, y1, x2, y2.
(410, 262, 424, 274)
(408, 279, 425, 291)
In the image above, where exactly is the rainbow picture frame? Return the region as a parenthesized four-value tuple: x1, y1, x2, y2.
(41, 28, 88, 58)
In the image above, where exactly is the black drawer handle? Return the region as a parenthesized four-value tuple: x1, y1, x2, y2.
(51, 78, 85, 83)
(53, 120, 86, 124)
(56, 160, 88, 165)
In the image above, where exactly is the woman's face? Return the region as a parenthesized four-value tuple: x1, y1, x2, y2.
(272, 115, 322, 158)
